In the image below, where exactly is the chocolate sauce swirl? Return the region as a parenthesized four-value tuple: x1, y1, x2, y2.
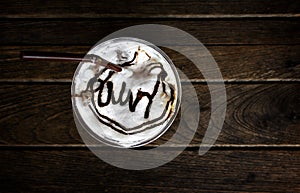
(82, 48, 176, 135)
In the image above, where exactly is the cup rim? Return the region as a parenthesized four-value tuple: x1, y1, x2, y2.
(71, 37, 182, 148)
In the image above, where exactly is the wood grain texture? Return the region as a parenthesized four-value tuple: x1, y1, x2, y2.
(0, 149, 299, 192)
(0, 1, 299, 192)
(0, 84, 299, 146)
(1, 45, 300, 81)
(0, 19, 299, 45)
(1, 0, 299, 18)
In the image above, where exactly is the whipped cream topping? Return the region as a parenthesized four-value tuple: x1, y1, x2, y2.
(72, 37, 181, 147)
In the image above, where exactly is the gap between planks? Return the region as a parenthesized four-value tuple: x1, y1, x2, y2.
(1, 14, 300, 19)
(1, 79, 300, 84)
(1, 144, 299, 150)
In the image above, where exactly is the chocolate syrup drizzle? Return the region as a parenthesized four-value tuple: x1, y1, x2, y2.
(84, 50, 176, 135)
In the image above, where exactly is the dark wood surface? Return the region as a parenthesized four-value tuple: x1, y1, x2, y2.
(1, 0, 299, 18)
(1, 45, 300, 80)
(1, 19, 299, 45)
(0, 1, 299, 192)
(1, 84, 299, 146)
(0, 149, 299, 192)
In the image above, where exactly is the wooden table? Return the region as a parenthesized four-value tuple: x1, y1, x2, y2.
(0, 1, 299, 192)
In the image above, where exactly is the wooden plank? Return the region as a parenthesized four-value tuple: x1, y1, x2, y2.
(0, 19, 299, 45)
(0, 149, 299, 192)
(0, 84, 299, 146)
(1, 45, 299, 81)
(1, 0, 299, 18)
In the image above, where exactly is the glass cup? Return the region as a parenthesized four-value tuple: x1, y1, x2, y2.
(71, 37, 182, 148)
